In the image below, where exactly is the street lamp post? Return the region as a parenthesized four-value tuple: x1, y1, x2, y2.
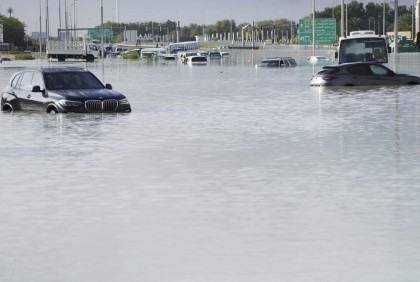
(412, 0, 414, 39)
(242, 24, 249, 47)
(383, 0, 386, 37)
(369, 16, 376, 30)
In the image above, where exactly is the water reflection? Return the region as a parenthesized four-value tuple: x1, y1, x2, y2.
(1, 58, 420, 282)
(312, 85, 420, 177)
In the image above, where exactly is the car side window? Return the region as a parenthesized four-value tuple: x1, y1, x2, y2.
(18, 72, 34, 91)
(11, 73, 22, 88)
(32, 72, 45, 89)
(369, 65, 391, 76)
(348, 65, 372, 75)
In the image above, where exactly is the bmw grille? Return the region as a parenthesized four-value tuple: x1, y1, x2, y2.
(85, 99, 119, 112)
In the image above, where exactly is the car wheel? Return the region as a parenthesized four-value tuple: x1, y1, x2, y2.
(86, 55, 94, 62)
(47, 106, 58, 114)
(2, 104, 13, 112)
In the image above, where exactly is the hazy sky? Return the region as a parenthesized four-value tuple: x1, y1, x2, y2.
(0, 0, 414, 34)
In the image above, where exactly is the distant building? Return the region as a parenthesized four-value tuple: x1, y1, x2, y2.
(0, 23, 3, 43)
(416, 0, 420, 36)
(31, 32, 48, 45)
(0, 23, 11, 51)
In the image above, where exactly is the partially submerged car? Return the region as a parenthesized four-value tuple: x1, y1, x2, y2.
(310, 62, 420, 86)
(1, 67, 131, 113)
(186, 55, 208, 65)
(256, 57, 297, 68)
(306, 55, 329, 63)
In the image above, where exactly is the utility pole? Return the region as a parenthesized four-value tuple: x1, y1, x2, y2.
(39, 0, 42, 58)
(341, 0, 344, 37)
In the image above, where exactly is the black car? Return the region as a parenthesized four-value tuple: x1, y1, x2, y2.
(310, 61, 420, 86)
(1, 67, 131, 113)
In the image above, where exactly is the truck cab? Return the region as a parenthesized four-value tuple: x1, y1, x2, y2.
(337, 30, 388, 64)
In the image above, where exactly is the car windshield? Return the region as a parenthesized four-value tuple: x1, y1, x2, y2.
(45, 72, 104, 90)
(259, 60, 278, 67)
(318, 67, 338, 74)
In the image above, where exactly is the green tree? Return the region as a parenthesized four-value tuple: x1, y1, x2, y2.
(7, 7, 14, 17)
(1, 16, 25, 47)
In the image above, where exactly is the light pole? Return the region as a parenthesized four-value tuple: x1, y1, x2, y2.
(412, 0, 414, 39)
(341, 0, 344, 37)
(242, 24, 249, 47)
(383, 0, 386, 37)
(346, 0, 348, 36)
(369, 16, 375, 30)
(394, 0, 398, 54)
(312, 0, 315, 55)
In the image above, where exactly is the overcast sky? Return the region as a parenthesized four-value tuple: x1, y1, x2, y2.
(0, 0, 415, 34)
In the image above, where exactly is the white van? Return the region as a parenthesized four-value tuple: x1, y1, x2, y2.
(140, 48, 168, 60)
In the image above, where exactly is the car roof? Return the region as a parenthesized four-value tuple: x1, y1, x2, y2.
(323, 61, 383, 69)
(262, 57, 294, 61)
(18, 67, 89, 74)
(40, 67, 89, 73)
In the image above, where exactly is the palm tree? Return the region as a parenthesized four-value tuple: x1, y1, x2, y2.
(7, 7, 14, 18)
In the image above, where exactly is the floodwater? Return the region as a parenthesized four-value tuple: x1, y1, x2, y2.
(1, 54, 420, 282)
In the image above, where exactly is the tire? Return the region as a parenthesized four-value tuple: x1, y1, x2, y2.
(47, 105, 58, 114)
(2, 103, 13, 112)
(86, 55, 94, 62)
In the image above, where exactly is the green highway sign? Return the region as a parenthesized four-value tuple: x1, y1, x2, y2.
(298, 18, 336, 45)
(88, 28, 113, 38)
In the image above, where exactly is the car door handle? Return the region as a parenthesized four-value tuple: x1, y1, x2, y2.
(27, 94, 31, 98)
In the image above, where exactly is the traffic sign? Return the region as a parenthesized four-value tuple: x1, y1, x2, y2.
(88, 28, 113, 39)
(298, 18, 336, 45)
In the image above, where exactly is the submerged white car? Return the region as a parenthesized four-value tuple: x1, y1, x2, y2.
(306, 55, 329, 63)
(257, 57, 297, 68)
(186, 56, 208, 65)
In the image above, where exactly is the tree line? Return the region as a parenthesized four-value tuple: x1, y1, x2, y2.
(88, 1, 416, 43)
(0, 0, 414, 50)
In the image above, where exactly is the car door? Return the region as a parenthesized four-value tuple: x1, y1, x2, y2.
(346, 64, 375, 85)
(2, 72, 23, 109)
(368, 64, 405, 85)
(15, 71, 48, 111)
(28, 71, 49, 111)
(14, 71, 34, 110)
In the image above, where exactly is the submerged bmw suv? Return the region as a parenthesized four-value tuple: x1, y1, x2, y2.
(1, 67, 131, 113)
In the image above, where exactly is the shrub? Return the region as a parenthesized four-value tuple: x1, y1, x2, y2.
(15, 54, 36, 60)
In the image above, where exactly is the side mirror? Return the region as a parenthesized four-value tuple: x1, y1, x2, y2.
(334, 51, 338, 59)
(105, 83, 112, 90)
(32, 85, 48, 97)
(32, 85, 42, 92)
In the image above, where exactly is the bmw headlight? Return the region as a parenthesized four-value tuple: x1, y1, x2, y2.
(119, 98, 130, 105)
(58, 100, 82, 107)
